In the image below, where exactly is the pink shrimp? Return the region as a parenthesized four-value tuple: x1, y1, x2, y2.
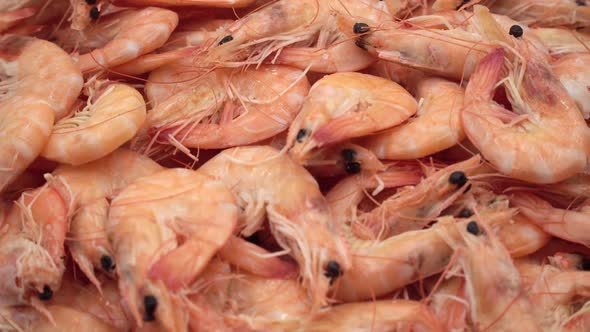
(552, 53, 590, 119)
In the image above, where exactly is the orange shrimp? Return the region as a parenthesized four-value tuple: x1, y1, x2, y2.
(303, 143, 386, 178)
(363, 76, 466, 160)
(552, 53, 590, 119)
(198, 145, 351, 310)
(107, 168, 238, 331)
(0, 184, 68, 306)
(50, 148, 164, 292)
(286, 72, 417, 163)
(462, 45, 590, 183)
(146, 65, 310, 150)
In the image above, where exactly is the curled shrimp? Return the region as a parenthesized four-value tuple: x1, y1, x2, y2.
(489, 0, 590, 28)
(50, 148, 163, 291)
(198, 145, 351, 310)
(552, 53, 590, 119)
(107, 168, 238, 331)
(146, 65, 310, 150)
(0, 184, 68, 306)
(462, 45, 590, 183)
(41, 82, 146, 166)
(362, 76, 466, 160)
(58, 7, 179, 73)
(511, 192, 590, 247)
(286, 72, 417, 163)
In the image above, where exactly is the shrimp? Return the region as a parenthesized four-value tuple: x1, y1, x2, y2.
(489, 0, 590, 28)
(41, 82, 146, 166)
(159, 19, 234, 52)
(198, 146, 351, 310)
(427, 277, 470, 332)
(30, 305, 118, 332)
(301, 300, 444, 332)
(147, 65, 310, 150)
(286, 72, 417, 163)
(0, 184, 68, 306)
(50, 149, 164, 291)
(561, 302, 590, 332)
(532, 28, 590, 56)
(362, 76, 465, 160)
(304, 143, 386, 178)
(511, 192, 590, 247)
(107, 168, 238, 331)
(462, 45, 590, 183)
(437, 218, 542, 331)
(204, 0, 389, 73)
(0, 37, 83, 120)
(112, 0, 256, 7)
(144, 57, 205, 107)
(552, 53, 590, 119)
(0, 7, 35, 33)
(59, 7, 179, 73)
(358, 156, 480, 240)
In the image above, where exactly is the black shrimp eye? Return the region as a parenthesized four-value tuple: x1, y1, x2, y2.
(296, 128, 308, 142)
(85, 0, 97, 4)
(458, 208, 474, 218)
(449, 171, 468, 187)
(324, 261, 343, 279)
(353, 22, 370, 34)
(100, 255, 115, 271)
(89, 7, 100, 20)
(38, 285, 53, 301)
(218, 35, 233, 46)
(341, 148, 357, 162)
(579, 258, 590, 271)
(466, 221, 480, 235)
(344, 162, 361, 174)
(143, 295, 158, 322)
(576, 0, 586, 6)
(509, 25, 524, 38)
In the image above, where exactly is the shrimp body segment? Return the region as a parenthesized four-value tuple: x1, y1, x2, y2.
(552, 53, 590, 120)
(462, 47, 590, 183)
(41, 83, 147, 166)
(287, 72, 417, 163)
(108, 168, 238, 330)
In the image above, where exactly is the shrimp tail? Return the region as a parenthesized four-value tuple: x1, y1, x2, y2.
(465, 48, 505, 101)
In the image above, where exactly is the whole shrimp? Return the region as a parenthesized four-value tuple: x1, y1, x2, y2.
(204, 0, 390, 73)
(49, 148, 164, 291)
(552, 53, 590, 119)
(57, 7, 178, 73)
(462, 45, 590, 183)
(286, 72, 417, 163)
(0, 184, 68, 307)
(198, 145, 351, 310)
(489, 0, 590, 28)
(146, 65, 310, 151)
(362, 76, 466, 160)
(107, 168, 238, 331)
(41, 82, 147, 166)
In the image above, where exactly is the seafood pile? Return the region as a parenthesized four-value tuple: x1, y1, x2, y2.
(2, 0, 590, 331)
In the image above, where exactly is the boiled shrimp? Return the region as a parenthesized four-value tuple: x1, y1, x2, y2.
(532, 28, 590, 56)
(462, 45, 590, 183)
(49, 148, 164, 291)
(198, 145, 351, 310)
(511, 192, 590, 247)
(146, 65, 310, 150)
(41, 82, 146, 166)
(107, 168, 238, 331)
(427, 277, 470, 332)
(287, 72, 417, 163)
(362, 76, 465, 160)
(552, 53, 590, 119)
(58, 7, 178, 73)
(490, 0, 590, 28)
(304, 143, 386, 178)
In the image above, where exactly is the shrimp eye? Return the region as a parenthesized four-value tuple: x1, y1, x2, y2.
(85, 0, 96, 4)
(458, 208, 474, 218)
(576, 0, 586, 6)
(353, 22, 370, 34)
(38, 285, 53, 301)
(509, 25, 523, 38)
(466, 221, 480, 235)
(341, 148, 357, 162)
(449, 171, 468, 186)
(143, 295, 158, 322)
(218, 35, 233, 45)
(100, 255, 115, 271)
(579, 258, 590, 271)
(89, 7, 100, 20)
(344, 162, 361, 174)
(296, 128, 308, 142)
(324, 261, 343, 279)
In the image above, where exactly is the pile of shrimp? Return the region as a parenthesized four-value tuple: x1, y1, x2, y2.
(2, 0, 590, 331)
